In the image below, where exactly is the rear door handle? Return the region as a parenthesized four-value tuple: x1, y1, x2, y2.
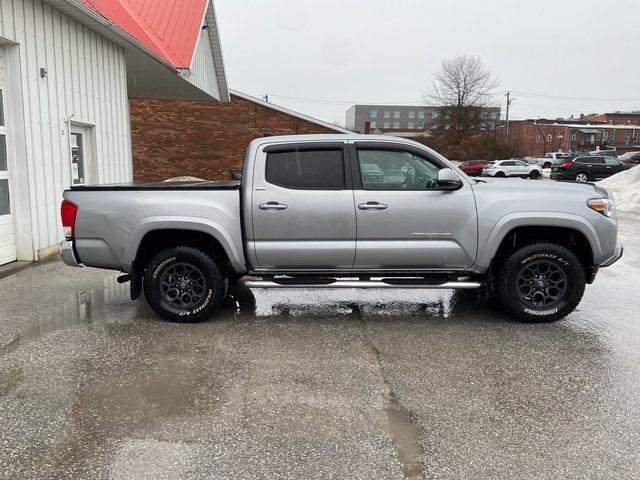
(259, 202, 288, 211)
(358, 202, 388, 210)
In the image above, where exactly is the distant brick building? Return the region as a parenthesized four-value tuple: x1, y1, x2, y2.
(508, 120, 640, 157)
(130, 91, 348, 182)
(587, 112, 640, 125)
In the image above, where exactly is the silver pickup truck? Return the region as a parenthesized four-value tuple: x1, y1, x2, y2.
(60, 134, 623, 323)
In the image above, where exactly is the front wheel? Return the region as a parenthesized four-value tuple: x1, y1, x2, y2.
(143, 246, 227, 322)
(495, 171, 506, 178)
(529, 170, 541, 179)
(496, 243, 585, 322)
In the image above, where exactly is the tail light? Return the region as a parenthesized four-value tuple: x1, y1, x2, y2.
(561, 162, 573, 169)
(61, 200, 78, 240)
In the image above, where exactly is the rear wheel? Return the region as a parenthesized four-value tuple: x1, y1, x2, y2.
(495, 171, 506, 178)
(143, 246, 226, 322)
(574, 172, 589, 183)
(496, 243, 585, 323)
(529, 170, 541, 179)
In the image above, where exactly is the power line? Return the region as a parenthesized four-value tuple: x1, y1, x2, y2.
(510, 90, 640, 102)
(268, 94, 427, 105)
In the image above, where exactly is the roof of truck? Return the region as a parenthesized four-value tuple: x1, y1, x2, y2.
(250, 133, 425, 144)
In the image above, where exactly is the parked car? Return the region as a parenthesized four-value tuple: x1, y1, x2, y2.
(550, 155, 630, 182)
(459, 160, 489, 176)
(589, 149, 618, 158)
(60, 134, 623, 324)
(619, 151, 640, 166)
(526, 152, 572, 169)
(482, 159, 543, 179)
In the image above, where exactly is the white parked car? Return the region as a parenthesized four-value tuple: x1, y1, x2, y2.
(526, 152, 572, 168)
(482, 159, 543, 179)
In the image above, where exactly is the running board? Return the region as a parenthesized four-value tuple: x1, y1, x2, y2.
(243, 278, 482, 289)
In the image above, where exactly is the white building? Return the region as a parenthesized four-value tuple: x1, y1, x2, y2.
(0, 0, 228, 265)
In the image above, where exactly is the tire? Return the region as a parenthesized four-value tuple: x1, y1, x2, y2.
(574, 172, 589, 183)
(496, 243, 585, 323)
(529, 170, 541, 179)
(143, 246, 226, 322)
(495, 171, 506, 178)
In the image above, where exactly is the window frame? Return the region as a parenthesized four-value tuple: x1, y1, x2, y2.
(349, 142, 451, 191)
(263, 142, 351, 191)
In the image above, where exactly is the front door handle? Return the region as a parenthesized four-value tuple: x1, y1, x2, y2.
(259, 202, 288, 211)
(358, 202, 388, 210)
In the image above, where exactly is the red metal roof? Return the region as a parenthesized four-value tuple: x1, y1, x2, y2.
(81, 0, 208, 69)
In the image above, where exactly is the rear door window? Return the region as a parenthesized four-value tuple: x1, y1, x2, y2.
(265, 149, 345, 190)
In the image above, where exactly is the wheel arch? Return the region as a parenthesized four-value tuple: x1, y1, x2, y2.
(477, 213, 601, 280)
(124, 217, 247, 275)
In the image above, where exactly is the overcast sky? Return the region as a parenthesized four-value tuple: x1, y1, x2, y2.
(215, 0, 640, 126)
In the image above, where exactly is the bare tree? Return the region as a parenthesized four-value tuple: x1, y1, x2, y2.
(426, 54, 500, 135)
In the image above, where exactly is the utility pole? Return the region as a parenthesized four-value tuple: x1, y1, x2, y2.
(505, 91, 511, 143)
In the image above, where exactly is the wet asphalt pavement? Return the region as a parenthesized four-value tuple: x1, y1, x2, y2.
(1, 216, 640, 479)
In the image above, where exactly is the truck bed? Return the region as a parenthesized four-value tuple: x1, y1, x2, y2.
(69, 180, 241, 191)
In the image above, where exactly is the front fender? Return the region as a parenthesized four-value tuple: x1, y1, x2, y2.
(123, 216, 246, 273)
(474, 212, 602, 272)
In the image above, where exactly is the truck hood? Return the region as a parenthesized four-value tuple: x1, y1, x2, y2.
(470, 178, 612, 217)
(474, 177, 603, 196)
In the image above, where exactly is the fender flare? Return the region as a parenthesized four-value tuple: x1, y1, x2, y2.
(122, 216, 245, 273)
(474, 212, 602, 272)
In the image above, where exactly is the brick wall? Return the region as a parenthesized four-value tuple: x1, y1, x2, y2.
(130, 94, 340, 182)
(508, 122, 569, 157)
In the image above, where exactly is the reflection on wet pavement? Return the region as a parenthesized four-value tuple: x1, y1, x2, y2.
(0, 215, 639, 479)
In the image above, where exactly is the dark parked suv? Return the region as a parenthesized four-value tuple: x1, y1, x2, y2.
(550, 155, 629, 183)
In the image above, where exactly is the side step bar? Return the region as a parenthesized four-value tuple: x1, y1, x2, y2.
(244, 278, 482, 289)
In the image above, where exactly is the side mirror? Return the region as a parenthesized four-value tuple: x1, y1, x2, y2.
(438, 169, 463, 190)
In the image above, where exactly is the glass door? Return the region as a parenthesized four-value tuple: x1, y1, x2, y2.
(0, 48, 18, 265)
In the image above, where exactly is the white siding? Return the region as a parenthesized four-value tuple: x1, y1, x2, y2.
(185, 28, 220, 100)
(0, 0, 132, 257)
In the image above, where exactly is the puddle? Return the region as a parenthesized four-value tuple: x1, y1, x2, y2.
(1, 278, 133, 354)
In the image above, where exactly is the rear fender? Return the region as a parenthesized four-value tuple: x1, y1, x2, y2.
(123, 216, 246, 274)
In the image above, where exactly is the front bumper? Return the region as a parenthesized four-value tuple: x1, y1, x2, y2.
(602, 244, 624, 267)
(60, 240, 82, 267)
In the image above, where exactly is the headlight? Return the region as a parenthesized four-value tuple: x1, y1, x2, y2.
(588, 197, 616, 218)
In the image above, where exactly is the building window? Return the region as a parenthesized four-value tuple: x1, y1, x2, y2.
(408, 121, 415, 129)
(384, 110, 390, 118)
(417, 120, 425, 129)
(384, 121, 390, 128)
(547, 134, 552, 142)
(393, 111, 400, 119)
(431, 111, 439, 119)
(371, 121, 377, 129)
(571, 133, 577, 141)
(610, 130, 615, 141)
(602, 131, 608, 140)
(418, 111, 425, 119)
(536, 135, 541, 143)
(408, 111, 415, 119)
(393, 121, 400, 129)
(634, 131, 639, 141)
